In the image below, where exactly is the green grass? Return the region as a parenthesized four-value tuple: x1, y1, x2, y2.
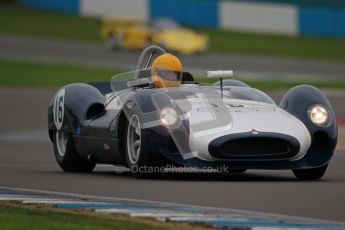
(1, 4, 345, 62)
(1, 58, 345, 90)
(0, 59, 121, 87)
(0, 202, 202, 230)
(200, 78, 345, 90)
(200, 28, 345, 62)
(0, 4, 101, 43)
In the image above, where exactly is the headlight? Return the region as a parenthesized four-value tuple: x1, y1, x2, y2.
(308, 105, 328, 126)
(160, 107, 178, 126)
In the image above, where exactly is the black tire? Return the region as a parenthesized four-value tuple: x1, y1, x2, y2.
(292, 164, 328, 180)
(53, 130, 96, 172)
(124, 108, 163, 178)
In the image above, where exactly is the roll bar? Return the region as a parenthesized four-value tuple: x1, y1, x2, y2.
(134, 45, 166, 79)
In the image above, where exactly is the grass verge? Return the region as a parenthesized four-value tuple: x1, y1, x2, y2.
(0, 59, 120, 88)
(0, 202, 208, 230)
(199, 78, 345, 91)
(0, 3, 100, 43)
(1, 58, 345, 90)
(1, 4, 345, 62)
(201, 28, 345, 62)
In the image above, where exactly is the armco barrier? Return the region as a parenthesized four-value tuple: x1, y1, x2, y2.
(20, 0, 345, 37)
(21, 0, 79, 14)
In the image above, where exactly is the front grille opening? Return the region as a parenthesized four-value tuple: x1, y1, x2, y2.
(309, 131, 331, 153)
(221, 137, 290, 156)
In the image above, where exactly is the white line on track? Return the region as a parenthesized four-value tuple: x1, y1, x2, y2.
(21, 200, 112, 205)
(0, 185, 344, 226)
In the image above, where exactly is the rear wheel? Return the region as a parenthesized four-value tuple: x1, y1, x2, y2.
(53, 130, 95, 172)
(292, 164, 328, 180)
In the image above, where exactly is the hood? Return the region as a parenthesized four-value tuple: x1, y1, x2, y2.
(167, 87, 311, 161)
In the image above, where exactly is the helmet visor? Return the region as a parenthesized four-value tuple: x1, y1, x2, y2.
(157, 70, 182, 81)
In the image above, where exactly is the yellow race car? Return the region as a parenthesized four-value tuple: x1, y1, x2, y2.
(101, 17, 208, 55)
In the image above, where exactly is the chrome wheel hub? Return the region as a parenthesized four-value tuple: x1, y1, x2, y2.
(56, 130, 67, 157)
(127, 115, 141, 164)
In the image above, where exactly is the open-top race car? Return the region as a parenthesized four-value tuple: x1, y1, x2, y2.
(48, 45, 337, 179)
(101, 17, 208, 55)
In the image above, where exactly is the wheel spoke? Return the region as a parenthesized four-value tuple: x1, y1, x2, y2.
(135, 126, 141, 136)
(135, 147, 141, 158)
(56, 130, 67, 157)
(127, 115, 141, 165)
(134, 140, 140, 149)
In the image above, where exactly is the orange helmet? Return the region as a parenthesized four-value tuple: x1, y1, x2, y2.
(151, 53, 183, 88)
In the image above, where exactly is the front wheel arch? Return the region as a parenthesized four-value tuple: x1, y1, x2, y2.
(279, 85, 337, 151)
(280, 85, 337, 176)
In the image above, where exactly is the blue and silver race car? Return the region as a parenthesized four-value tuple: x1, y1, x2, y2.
(48, 46, 337, 179)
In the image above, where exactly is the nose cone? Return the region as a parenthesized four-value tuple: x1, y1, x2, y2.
(188, 103, 311, 161)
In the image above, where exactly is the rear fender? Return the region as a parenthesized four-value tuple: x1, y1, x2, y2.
(48, 83, 105, 141)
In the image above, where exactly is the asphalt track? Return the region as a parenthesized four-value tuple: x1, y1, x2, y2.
(0, 88, 345, 223)
(1, 34, 345, 81)
(1, 34, 345, 224)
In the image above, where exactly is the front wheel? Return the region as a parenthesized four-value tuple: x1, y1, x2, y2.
(124, 112, 164, 178)
(292, 164, 328, 180)
(125, 114, 150, 178)
(53, 130, 96, 172)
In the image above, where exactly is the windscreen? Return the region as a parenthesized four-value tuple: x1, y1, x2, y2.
(110, 69, 275, 104)
(110, 69, 148, 92)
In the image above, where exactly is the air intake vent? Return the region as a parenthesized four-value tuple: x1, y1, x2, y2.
(209, 132, 300, 160)
(221, 137, 289, 156)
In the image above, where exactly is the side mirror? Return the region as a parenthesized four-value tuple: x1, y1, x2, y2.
(207, 70, 233, 78)
(207, 70, 234, 98)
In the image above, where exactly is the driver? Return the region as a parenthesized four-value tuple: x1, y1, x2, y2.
(151, 53, 183, 88)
